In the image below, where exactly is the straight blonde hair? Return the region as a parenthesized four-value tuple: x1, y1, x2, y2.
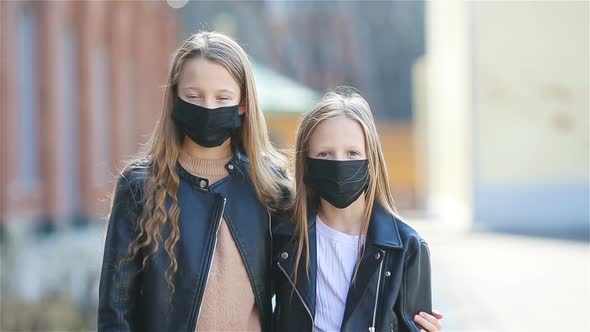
(292, 87, 398, 284)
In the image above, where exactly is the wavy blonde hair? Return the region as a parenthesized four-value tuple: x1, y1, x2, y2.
(292, 87, 398, 284)
(117, 31, 291, 293)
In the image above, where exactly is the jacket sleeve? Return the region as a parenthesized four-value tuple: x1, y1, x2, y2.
(98, 174, 143, 332)
(399, 240, 433, 332)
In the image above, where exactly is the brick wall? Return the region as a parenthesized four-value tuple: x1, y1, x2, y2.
(1, 0, 179, 227)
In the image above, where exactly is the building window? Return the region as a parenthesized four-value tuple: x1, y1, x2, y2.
(58, 28, 80, 217)
(17, 6, 39, 190)
(92, 47, 111, 185)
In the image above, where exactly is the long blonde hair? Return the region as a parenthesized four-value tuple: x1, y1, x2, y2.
(118, 31, 292, 293)
(292, 87, 398, 283)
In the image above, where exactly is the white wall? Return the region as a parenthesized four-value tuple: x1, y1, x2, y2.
(422, 0, 473, 226)
(421, 1, 589, 237)
(472, 1, 589, 235)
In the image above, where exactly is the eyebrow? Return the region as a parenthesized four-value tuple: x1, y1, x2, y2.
(216, 89, 237, 95)
(313, 145, 363, 151)
(182, 86, 237, 95)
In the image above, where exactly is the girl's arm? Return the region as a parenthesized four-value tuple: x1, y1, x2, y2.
(98, 174, 143, 332)
(400, 239, 433, 332)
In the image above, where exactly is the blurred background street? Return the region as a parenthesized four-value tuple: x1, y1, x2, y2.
(413, 218, 590, 332)
(1, 1, 588, 331)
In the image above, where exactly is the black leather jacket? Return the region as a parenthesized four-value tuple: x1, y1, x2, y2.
(272, 204, 432, 332)
(98, 150, 274, 332)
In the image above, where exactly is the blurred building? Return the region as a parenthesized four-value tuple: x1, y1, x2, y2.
(178, 1, 424, 121)
(1, 1, 179, 232)
(252, 61, 321, 147)
(415, 1, 589, 239)
(1, 1, 179, 330)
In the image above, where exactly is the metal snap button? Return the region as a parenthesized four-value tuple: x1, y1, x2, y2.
(374, 252, 381, 260)
(228, 164, 234, 170)
(281, 252, 289, 259)
(385, 271, 391, 277)
(199, 179, 207, 188)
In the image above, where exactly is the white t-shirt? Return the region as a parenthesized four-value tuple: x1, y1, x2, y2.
(314, 216, 364, 332)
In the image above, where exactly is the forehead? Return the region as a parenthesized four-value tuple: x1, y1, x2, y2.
(178, 56, 240, 93)
(308, 115, 366, 149)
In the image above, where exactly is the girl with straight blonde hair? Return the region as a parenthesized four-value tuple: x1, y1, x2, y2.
(273, 87, 443, 332)
(98, 31, 291, 332)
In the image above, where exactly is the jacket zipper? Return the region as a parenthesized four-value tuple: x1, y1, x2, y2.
(277, 261, 314, 330)
(268, 211, 273, 273)
(223, 211, 267, 330)
(268, 211, 275, 331)
(369, 255, 384, 332)
(187, 196, 226, 332)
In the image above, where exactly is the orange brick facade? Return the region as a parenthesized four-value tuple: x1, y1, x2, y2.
(1, 0, 179, 226)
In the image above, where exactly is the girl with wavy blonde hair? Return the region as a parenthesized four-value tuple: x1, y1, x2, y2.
(99, 31, 291, 332)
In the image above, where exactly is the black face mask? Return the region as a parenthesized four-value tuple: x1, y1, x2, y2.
(304, 158, 370, 209)
(172, 97, 243, 148)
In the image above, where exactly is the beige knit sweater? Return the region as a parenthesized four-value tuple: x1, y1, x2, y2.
(178, 150, 261, 332)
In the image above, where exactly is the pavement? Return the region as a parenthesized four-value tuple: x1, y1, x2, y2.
(408, 219, 590, 332)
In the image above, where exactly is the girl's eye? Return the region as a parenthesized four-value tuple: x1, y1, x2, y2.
(217, 97, 230, 101)
(318, 152, 331, 158)
(348, 151, 360, 157)
(188, 95, 200, 99)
